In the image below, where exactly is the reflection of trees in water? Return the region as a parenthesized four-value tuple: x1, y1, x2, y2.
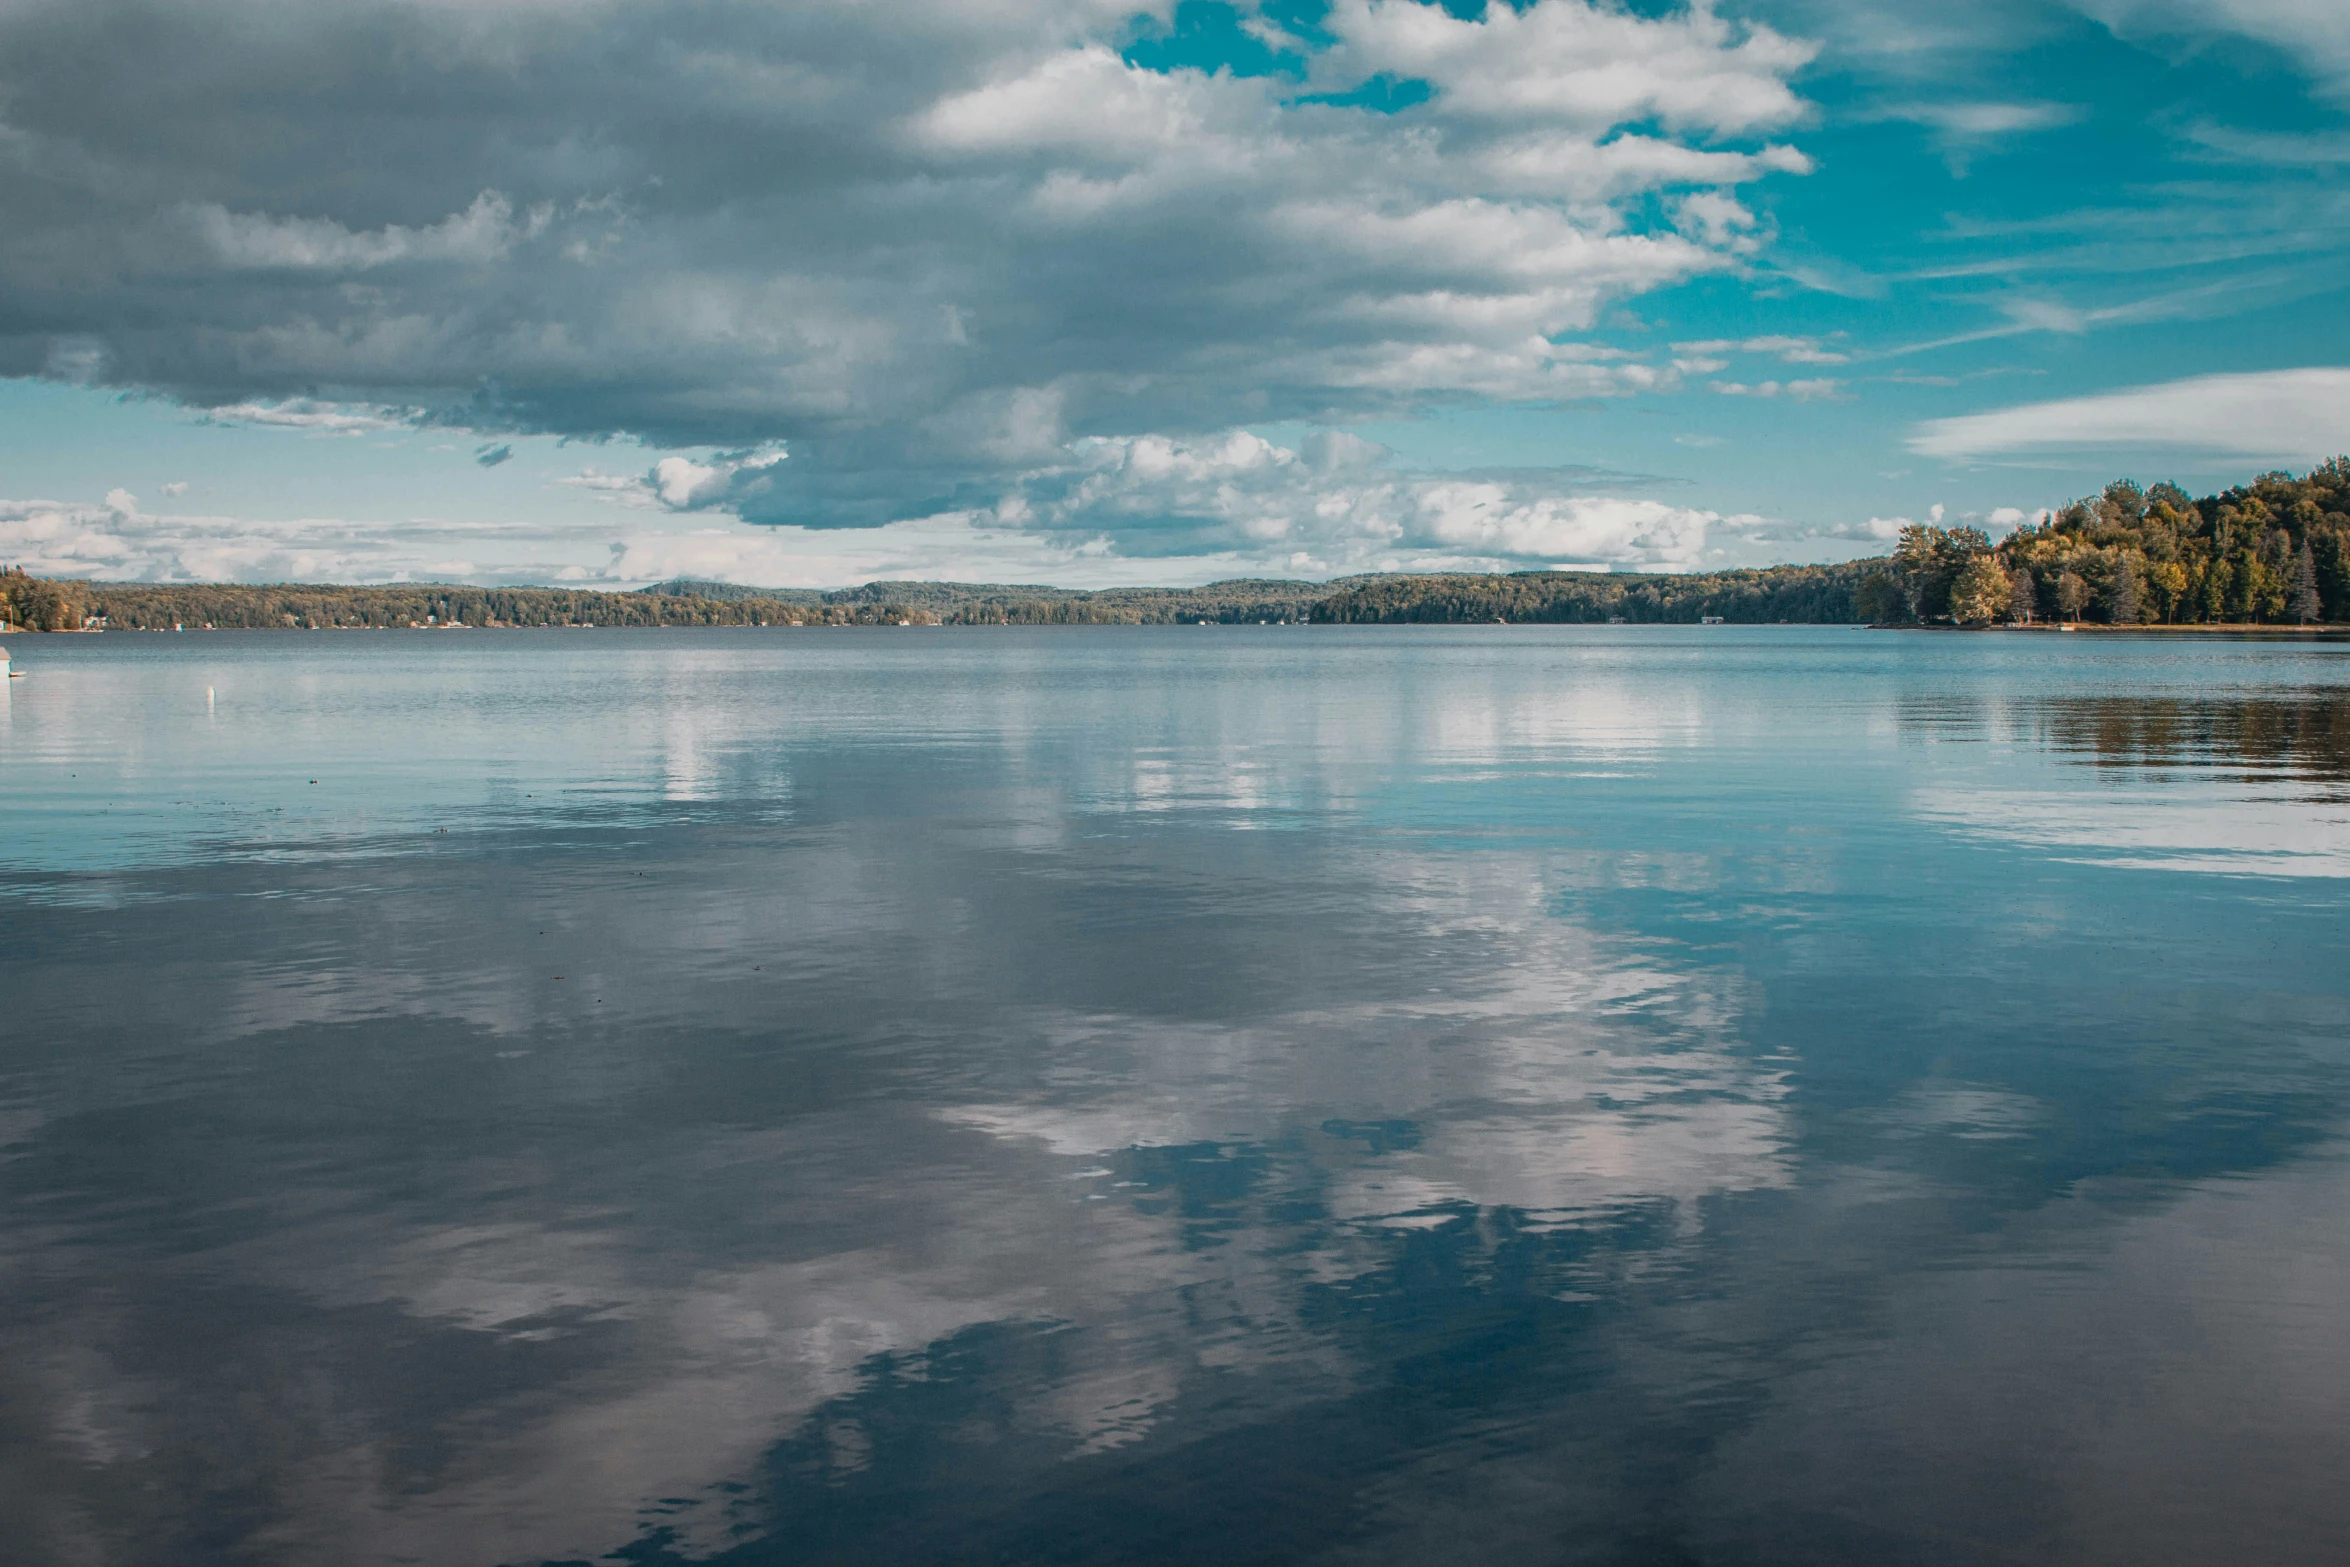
(1894, 692, 1995, 743)
(2030, 695, 2350, 788)
(1895, 690, 2350, 788)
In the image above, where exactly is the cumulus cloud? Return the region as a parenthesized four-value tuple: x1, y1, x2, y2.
(0, 0, 1821, 549)
(1306, 0, 1815, 133)
(996, 430, 1727, 568)
(1909, 367, 2350, 459)
(563, 428, 1724, 573)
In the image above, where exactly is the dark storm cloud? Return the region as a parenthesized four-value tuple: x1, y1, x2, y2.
(0, 0, 1817, 553)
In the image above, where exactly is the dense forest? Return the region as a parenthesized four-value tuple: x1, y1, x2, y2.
(1857, 459, 2350, 627)
(830, 579, 1332, 624)
(0, 574, 935, 631)
(1310, 561, 1871, 623)
(0, 573, 1335, 631)
(7, 461, 2344, 634)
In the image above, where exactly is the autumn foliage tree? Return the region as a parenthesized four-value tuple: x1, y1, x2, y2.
(1949, 557, 2013, 625)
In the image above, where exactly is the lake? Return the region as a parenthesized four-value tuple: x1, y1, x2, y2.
(3, 625, 2346, 1566)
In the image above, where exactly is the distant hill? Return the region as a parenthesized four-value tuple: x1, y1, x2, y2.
(828, 578, 1333, 623)
(652, 576, 1337, 623)
(638, 578, 824, 605)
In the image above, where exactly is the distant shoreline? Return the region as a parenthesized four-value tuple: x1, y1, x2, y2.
(1900, 621, 2348, 636)
(12, 618, 2347, 634)
(0, 563, 1876, 633)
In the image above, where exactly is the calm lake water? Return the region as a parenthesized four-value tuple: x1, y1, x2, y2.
(3, 626, 2347, 1566)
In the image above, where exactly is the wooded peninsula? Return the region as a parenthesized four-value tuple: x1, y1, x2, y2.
(7, 460, 2346, 633)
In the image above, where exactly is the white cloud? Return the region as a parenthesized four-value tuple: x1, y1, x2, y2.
(1879, 100, 2085, 137)
(1673, 190, 1761, 250)
(199, 399, 418, 435)
(1709, 378, 1843, 400)
(1469, 134, 1811, 204)
(1672, 334, 1849, 365)
(556, 448, 789, 511)
(991, 429, 1727, 570)
(0, 493, 553, 585)
(1753, 501, 1943, 545)
(1312, 0, 1816, 135)
(553, 469, 658, 508)
(1909, 367, 2350, 459)
(651, 450, 785, 509)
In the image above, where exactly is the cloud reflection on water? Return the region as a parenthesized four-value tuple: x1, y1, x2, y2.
(3, 630, 2348, 1565)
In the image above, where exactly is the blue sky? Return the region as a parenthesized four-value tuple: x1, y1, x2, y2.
(2, 0, 2346, 587)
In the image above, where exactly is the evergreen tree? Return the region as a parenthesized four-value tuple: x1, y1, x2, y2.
(2010, 568, 2037, 623)
(2289, 541, 2322, 624)
(2056, 571, 2088, 623)
(2108, 556, 2141, 625)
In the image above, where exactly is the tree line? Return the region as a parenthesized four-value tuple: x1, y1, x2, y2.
(1857, 459, 2350, 627)
(639, 577, 1326, 622)
(0, 574, 1334, 631)
(0, 566, 1858, 631)
(0, 574, 942, 631)
(1308, 561, 1872, 623)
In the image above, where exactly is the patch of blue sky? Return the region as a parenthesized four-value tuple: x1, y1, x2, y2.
(1107, 1, 2350, 535)
(1122, 1, 1437, 108)
(1363, 0, 2350, 533)
(0, 380, 625, 540)
(1123, 1, 1313, 78)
